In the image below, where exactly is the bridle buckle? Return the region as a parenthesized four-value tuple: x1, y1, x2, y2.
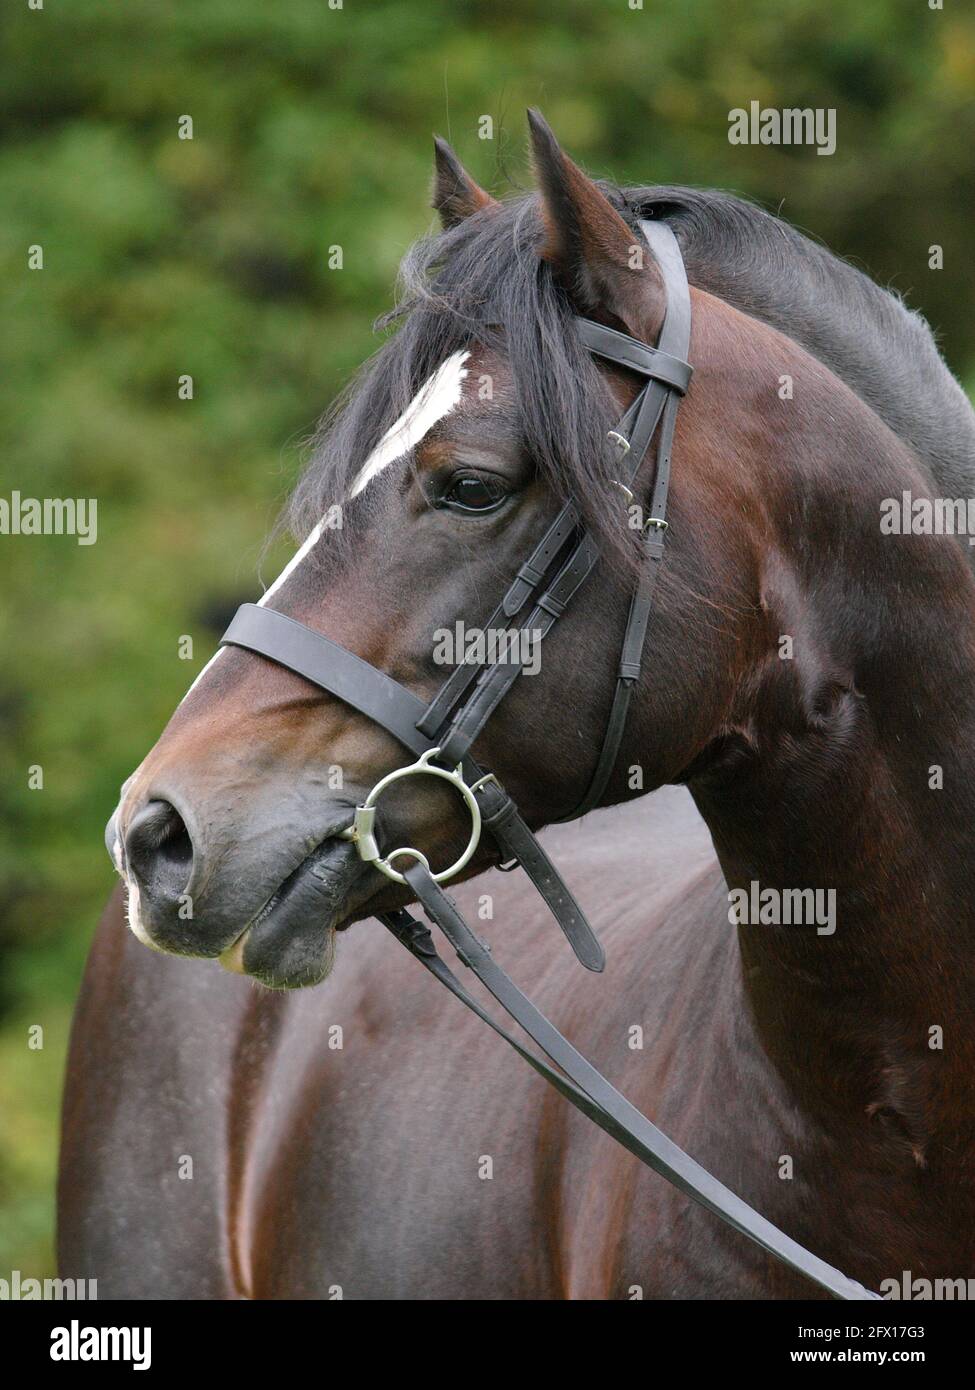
(607, 430, 631, 456)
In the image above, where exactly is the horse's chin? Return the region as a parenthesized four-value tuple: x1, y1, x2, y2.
(216, 837, 365, 990)
(219, 919, 338, 989)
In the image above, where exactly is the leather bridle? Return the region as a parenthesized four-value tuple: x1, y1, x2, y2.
(220, 219, 879, 1301)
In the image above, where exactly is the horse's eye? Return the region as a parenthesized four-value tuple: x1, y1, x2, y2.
(441, 474, 509, 514)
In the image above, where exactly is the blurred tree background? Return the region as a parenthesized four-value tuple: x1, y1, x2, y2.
(1, 0, 973, 1278)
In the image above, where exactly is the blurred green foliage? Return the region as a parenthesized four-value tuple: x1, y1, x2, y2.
(1, 0, 972, 1279)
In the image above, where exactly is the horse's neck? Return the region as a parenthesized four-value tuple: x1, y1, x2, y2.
(687, 627, 975, 1175)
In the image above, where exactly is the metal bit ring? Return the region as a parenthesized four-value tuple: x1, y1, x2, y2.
(340, 747, 482, 885)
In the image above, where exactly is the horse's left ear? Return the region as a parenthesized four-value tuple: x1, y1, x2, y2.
(432, 137, 498, 229)
(527, 107, 666, 343)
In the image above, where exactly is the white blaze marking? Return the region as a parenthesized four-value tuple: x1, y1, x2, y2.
(178, 349, 468, 708)
(349, 349, 470, 497)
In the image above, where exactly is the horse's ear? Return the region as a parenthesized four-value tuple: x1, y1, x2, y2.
(432, 137, 498, 229)
(527, 107, 666, 342)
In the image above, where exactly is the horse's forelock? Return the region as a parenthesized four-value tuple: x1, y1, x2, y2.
(285, 191, 639, 572)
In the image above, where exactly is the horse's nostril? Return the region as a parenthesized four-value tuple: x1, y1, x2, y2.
(124, 799, 195, 904)
(157, 814, 192, 869)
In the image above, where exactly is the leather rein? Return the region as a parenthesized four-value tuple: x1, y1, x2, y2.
(220, 219, 880, 1301)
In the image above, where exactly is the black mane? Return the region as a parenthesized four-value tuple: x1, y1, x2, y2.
(290, 184, 975, 564)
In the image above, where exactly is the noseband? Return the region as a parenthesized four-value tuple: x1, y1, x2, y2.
(220, 219, 878, 1301)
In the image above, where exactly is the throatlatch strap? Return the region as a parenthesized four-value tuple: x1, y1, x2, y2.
(561, 390, 682, 821)
(397, 862, 880, 1304)
(559, 223, 690, 817)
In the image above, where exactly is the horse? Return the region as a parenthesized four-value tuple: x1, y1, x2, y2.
(59, 110, 975, 1299)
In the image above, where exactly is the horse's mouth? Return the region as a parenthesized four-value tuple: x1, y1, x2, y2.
(218, 835, 372, 989)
